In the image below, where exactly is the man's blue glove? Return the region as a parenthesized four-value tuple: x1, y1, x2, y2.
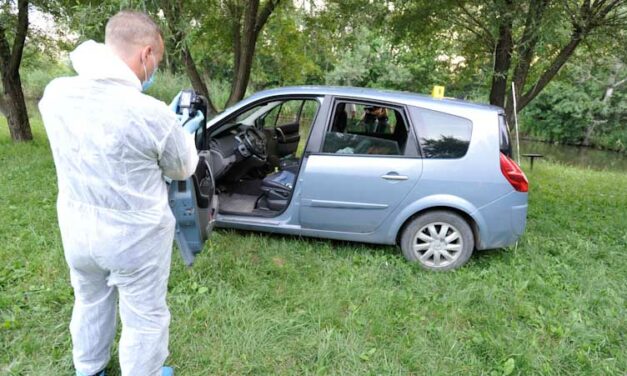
(169, 91, 183, 113)
(169, 91, 188, 124)
(182, 111, 205, 134)
(169, 90, 204, 133)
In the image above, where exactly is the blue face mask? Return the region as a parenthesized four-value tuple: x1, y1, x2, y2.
(141, 53, 157, 92)
(142, 70, 156, 91)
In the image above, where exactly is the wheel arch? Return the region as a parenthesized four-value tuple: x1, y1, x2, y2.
(387, 193, 487, 249)
(395, 206, 480, 248)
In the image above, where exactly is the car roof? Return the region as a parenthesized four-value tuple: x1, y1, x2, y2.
(245, 86, 504, 113)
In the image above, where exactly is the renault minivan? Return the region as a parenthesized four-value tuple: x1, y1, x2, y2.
(169, 86, 528, 271)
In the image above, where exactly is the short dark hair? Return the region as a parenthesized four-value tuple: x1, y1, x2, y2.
(105, 10, 163, 51)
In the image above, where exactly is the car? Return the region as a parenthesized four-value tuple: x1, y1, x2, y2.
(168, 86, 528, 271)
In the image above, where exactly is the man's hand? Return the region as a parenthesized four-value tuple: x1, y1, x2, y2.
(169, 91, 188, 124)
(169, 91, 183, 113)
(182, 111, 205, 134)
(169, 90, 204, 133)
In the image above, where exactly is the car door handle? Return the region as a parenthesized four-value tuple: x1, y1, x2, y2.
(381, 173, 408, 181)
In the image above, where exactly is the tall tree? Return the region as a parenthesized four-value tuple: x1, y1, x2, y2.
(46, 0, 282, 113)
(160, 0, 218, 114)
(159, 0, 281, 110)
(393, 0, 627, 122)
(0, 0, 32, 142)
(224, 0, 281, 106)
(488, 0, 514, 108)
(507, 0, 626, 120)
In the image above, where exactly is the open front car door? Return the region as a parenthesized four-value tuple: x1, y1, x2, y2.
(168, 90, 218, 266)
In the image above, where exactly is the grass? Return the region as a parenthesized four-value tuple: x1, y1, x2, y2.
(1, 115, 626, 375)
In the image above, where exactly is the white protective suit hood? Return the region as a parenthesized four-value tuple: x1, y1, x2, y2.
(70, 40, 142, 91)
(39, 40, 198, 376)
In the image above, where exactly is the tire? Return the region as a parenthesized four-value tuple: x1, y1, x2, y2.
(400, 210, 474, 271)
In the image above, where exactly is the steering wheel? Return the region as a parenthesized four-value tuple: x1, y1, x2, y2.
(242, 127, 267, 160)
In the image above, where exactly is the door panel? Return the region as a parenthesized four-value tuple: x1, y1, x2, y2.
(169, 152, 217, 266)
(276, 122, 301, 156)
(298, 155, 422, 233)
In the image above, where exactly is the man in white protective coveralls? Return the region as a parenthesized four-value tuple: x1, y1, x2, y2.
(38, 10, 202, 376)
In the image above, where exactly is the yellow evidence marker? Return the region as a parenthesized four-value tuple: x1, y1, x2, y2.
(431, 85, 445, 99)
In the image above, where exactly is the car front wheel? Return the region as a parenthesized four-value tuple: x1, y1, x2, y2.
(400, 211, 474, 271)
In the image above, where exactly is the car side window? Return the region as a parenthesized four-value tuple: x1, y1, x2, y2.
(262, 104, 281, 128)
(322, 101, 409, 156)
(410, 108, 473, 159)
(276, 100, 303, 127)
(259, 100, 305, 129)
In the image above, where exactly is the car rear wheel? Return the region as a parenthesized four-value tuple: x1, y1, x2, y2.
(400, 211, 474, 271)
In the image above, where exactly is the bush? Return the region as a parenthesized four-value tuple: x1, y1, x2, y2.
(17, 63, 234, 115)
(144, 71, 192, 103)
(522, 81, 598, 145)
(146, 72, 233, 112)
(520, 54, 626, 153)
(19, 63, 73, 100)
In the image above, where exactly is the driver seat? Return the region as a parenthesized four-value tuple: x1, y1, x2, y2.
(258, 170, 297, 211)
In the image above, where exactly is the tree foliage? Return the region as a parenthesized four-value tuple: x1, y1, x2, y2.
(2, 0, 626, 150)
(392, 0, 627, 121)
(523, 41, 626, 151)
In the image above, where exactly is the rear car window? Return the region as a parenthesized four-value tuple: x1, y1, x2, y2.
(410, 108, 472, 159)
(499, 114, 512, 157)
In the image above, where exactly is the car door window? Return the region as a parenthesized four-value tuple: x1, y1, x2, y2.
(296, 100, 318, 157)
(256, 99, 320, 158)
(322, 101, 409, 156)
(275, 100, 302, 127)
(262, 104, 281, 128)
(258, 100, 303, 129)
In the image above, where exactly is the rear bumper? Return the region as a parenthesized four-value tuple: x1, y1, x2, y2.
(511, 204, 527, 236)
(475, 191, 528, 250)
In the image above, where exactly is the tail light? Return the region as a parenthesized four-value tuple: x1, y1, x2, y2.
(500, 153, 528, 192)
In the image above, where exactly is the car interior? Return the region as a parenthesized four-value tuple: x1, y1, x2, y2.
(190, 98, 320, 217)
(324, 101, 409, 155)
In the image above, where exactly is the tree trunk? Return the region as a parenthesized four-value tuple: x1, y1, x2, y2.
(226, 0, 260, 107)
(0, 96, 6, 116)
(160, 0, 218, 115)
(517, 31, 583, 110)
(225, 0, 280, 108)
(182, 46, 218, 114)
(505, 0, 549, 122)
(0, 0, 32, 142)
(511, 0, 624, 113)
(1, 72, 32, 141)
(488, 3, 513, 108)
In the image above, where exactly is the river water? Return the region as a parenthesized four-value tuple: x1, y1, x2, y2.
(517, 139, 626, 172)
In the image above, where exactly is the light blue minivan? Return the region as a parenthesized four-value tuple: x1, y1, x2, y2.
(169, 86, 528, 271)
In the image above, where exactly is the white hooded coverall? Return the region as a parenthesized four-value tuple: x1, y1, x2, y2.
(39, 41, 198, 376)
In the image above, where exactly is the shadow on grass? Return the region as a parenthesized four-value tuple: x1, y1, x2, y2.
(213, 227, 401, 258)
(472, 247, 511, 261)
(211, 227, 513, 268)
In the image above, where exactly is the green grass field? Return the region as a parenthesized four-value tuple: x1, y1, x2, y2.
(1, 117, 625, 375)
